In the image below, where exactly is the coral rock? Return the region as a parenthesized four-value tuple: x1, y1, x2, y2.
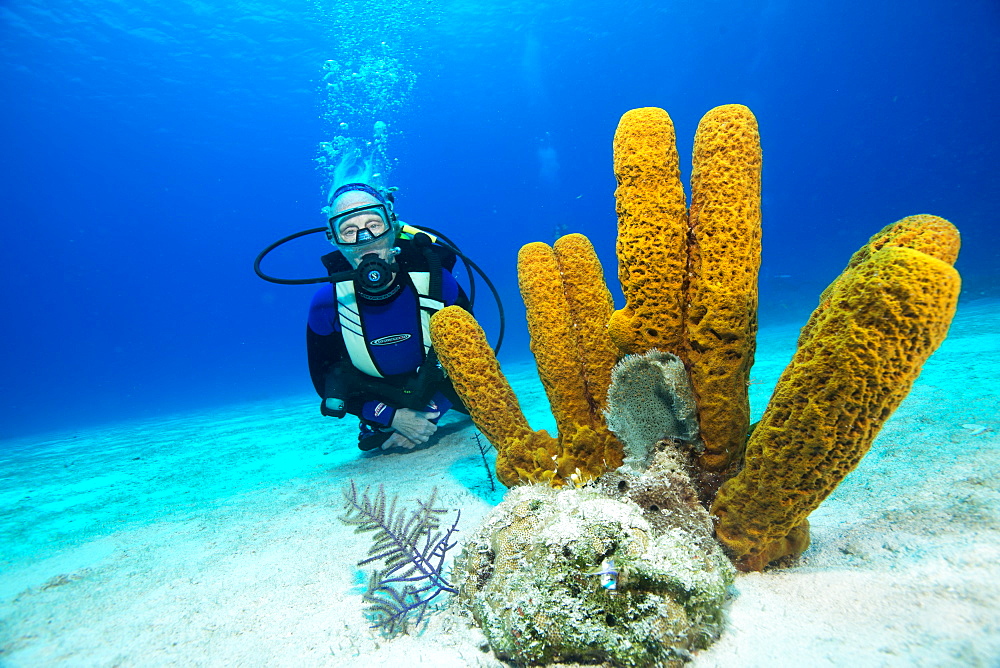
(594, 440, 715, 541)
(455, 443, 734, 667)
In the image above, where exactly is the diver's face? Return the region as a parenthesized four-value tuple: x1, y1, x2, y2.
(329, 192, 396, 268)
(335, 210, 389, 245)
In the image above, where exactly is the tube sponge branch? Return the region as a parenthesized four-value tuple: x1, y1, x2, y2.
(608, 107, 689, 357)
(519, 236, 620, 435)
(430, 234, 624, 488)
(712, 217, 961, 571)
(428, 306, 561, 487)
(686, 106, 762, 475)
(609, 106, 762, 476)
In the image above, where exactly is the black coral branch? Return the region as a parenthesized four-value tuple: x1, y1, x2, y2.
(340, 481, 460, 635)
(474, 432, 497, 492)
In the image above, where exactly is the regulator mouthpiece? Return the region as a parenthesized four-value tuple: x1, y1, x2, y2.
(357, 253, 397, 293)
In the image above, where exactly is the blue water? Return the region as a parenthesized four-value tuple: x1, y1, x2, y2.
(2, 0, 998, 440)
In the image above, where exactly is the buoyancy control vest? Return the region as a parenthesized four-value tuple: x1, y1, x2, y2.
(320, 235, 456, 380)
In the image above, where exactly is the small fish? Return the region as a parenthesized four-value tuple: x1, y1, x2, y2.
(962, 424, 991, 436)
(590, 558, 619, 592)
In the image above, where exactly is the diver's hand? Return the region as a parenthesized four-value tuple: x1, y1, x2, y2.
(381, 432, 419, 450)
(390, 408, 440, 444)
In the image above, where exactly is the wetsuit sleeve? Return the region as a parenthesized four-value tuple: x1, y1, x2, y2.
(306, 284, 341, 397)
(306, 284, 409, 424)
(304, 285, 372, 419)
(441, 266, 471, 311)
(307, 325, 342, 397)
(361, 400, 397, 427)
(422, 265, 468, 424)
(309, 327, 401, 423)
(425, 392, 453, 421)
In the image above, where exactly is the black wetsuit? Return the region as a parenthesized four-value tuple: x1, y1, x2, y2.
(306, 238, 470, 430)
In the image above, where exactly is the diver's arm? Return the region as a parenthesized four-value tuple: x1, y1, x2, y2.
(316, 354, 402, 423)
(306, 284, 340, 397)
(441, 266, 471, 311)
(306, 325, 341, 397)
(307, 284, 368, 418)
(309, 330, 405, 425)
(308, 327, 363, 418)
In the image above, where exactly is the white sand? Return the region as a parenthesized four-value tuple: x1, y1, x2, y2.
(1, 299, 998, 667)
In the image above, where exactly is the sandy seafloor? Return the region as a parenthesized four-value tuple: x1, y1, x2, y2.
(1, 299, 998, 668)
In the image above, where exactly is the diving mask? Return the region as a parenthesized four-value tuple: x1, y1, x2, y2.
(326, 202, 394, 247)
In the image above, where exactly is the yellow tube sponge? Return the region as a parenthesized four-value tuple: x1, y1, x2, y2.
(429, 306, 560, 487)
(518, 237, 624, 478)
(842, 213, 960, 267)
(430, 234, 623, 488)
(552, 234, 620, 418)
(805, 215, 961, 344)
(607, 107, 689, 356)
(686, 104, 763, 474)
(711, 245, 961, 571)
(606, 105, 762, 475)
(519, 242, 596, 436)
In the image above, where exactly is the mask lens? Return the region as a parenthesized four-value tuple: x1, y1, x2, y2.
(329, 204, 391, 246)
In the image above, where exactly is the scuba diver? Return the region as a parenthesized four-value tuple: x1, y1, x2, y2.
(255, 179, 503, 452)
(306, 182, 471, 451)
